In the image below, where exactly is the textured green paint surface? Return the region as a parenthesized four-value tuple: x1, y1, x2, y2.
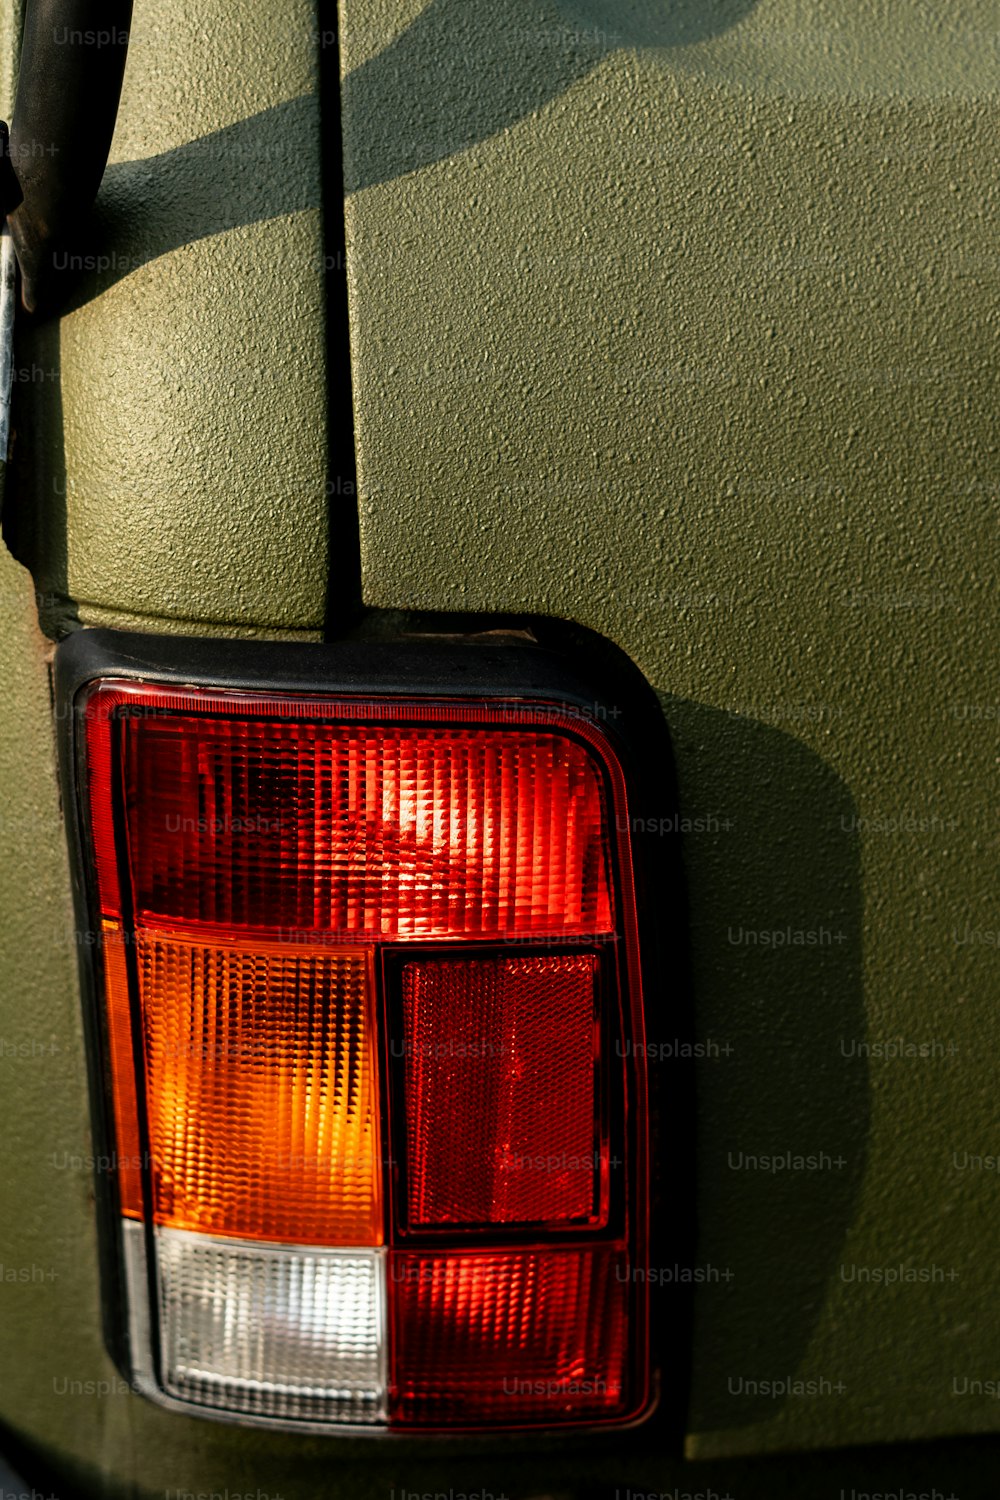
(6, 0, 329, 633)
(341, 0, 1000, 1461)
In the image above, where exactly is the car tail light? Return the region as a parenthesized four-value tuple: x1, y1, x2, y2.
(61, 634, 653, 1433)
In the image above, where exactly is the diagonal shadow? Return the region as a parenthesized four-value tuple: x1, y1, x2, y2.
(342, 0, 763, 193)
(2, 93, 323, 625)
(27, 2, 766, 301)
(46, 94, 319, 316)
(16, 3, 767, 303)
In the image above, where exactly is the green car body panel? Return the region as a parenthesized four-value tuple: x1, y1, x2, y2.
(0, 0, 997, 1494)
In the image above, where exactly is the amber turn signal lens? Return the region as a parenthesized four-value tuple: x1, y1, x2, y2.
(134, 933, 381, 1245)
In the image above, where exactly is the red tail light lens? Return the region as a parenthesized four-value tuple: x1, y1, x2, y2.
(397, 952, 606, 1230)
(388, 1247, 630, 1426)
(69, 648, 651, 1433)
(110, 710, 613, 938)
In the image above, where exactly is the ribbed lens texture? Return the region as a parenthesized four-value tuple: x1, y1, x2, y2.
(388, 1247, 629, 1425)
(124, 719, 613, 938)
(82, 683, 646, 1431)
(137, 934, 381, 1244)
(401, 955, 603, 1227)
(158, 1230, 385, 1423)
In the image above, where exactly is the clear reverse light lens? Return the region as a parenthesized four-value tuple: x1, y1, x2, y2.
(155, 1229, 386, 1424)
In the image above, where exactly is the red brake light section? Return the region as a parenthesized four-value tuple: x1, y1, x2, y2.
(388, 1246, 630, 1426)
(399, 953, 606, 1229)
(116, 713, 612, 938)
(81, 678, 650, 1431)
